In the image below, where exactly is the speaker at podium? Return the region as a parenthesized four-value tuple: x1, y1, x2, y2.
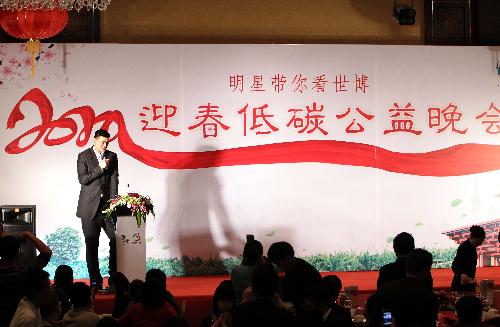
(0, 205, 36, 264)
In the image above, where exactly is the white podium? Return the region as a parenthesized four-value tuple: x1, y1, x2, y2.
(115, 215, 146, 281)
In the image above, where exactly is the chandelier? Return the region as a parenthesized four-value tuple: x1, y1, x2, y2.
(0, 0, 111, 11)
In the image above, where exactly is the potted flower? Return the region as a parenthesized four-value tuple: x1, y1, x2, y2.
(104, 193, 155, 228)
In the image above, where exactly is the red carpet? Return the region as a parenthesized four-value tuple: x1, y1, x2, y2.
(93, 267, 500, 327)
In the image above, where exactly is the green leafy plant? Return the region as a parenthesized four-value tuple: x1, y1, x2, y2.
(45, 227, 82, 267)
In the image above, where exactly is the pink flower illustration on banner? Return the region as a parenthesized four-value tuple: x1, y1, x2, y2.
(1, 66, 16, 80)
(8, 58, 18, 66)
(0, 44, 63, 89)
(21, 56, 32, 68)
(59, 89, 79, 102)
(0, 45, 7, 56)
(42, 49, 56, 63)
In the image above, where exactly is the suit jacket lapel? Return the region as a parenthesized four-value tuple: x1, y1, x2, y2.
(87, 147, 99, 168)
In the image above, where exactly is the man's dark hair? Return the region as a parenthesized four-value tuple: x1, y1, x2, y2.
(251, 262, 279, 298)
(54, 265, 73, 290)
(212, 280, 235, 316)
(70, 282, 91, 308)
(129, 279, 144, 303)
(39, 289, 60, 321)
(267, 241, 294, 263)
(470, 225, 486, 239)
(456, 296, 483, 324)
(142, 279, 165, 309)
(393, 232, 415, 256)
(145, 268, 167, 289)
(242, 240, 263, 266)
(323, 275, 342, 300)
(303, 283, 329, 306)
(0, 235, 21, 261)
(23, 269, 50, 300)
(94, 129, 110, 139)
(109, 272, 130, 295)
(406, 248, 433, 275)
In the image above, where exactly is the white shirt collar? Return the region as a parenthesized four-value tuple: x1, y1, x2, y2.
(92, 146, 103, 160)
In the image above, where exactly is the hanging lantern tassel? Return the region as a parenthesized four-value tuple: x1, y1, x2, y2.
(26, 38, 41, 77)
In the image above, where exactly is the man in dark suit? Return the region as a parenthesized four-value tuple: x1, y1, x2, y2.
(377, 232, 415, 289)
(267, 241, 322, 307)
(366, 248, 438, 327)
(76, 129, 118, 288)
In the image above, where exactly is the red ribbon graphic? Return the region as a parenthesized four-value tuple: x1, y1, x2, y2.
(5, 88, 500, 176)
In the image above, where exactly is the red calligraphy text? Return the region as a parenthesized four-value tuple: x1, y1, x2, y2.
(428, 103, 467, 134)
(188, 103, 230, 138)
(286, 102, 328, 135)
(383, 102, 422, 135)
(336, 107, 375, 133)
(139, 104, 180, 136)
(475, 103, 500, 134)
(238, 104, 279, 136)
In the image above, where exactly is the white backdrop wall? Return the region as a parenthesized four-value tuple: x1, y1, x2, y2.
(1, 44, 499, 275)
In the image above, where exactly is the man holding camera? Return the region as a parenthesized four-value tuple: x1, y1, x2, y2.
(0, 230, 52, 326)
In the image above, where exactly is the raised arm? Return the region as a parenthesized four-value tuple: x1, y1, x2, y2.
(77, 151, 103, 186)
(22, 231, 52, 257)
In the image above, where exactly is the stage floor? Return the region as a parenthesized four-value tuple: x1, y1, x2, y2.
(93, 267, 500, 326)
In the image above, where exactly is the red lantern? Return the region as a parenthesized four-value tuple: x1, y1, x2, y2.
(0, 9, 68, 76)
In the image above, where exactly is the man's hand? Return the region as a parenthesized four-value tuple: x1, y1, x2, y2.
(99, 158, 109, 170)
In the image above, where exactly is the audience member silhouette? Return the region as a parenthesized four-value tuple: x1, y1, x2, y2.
(301, 283, 351, 327)
(231, 239, 263, 304)
(0, 231, 52, 326)
(10, 269, 52, 327)
(455, 295, 483, 327)
(202, 280, 235, 327)
(232, 262, 295, 327)
(452, 225, 486, 292)
(366, 248, 438, 327)
(118, 279, 177, 326)
(129, 279, 145, 306)
(146, 268, 181, 316)
(63, 282, 101, 327)
(40, 289, 62, 327)
(377, 232, 415, 289)
(52, 264, 74, 319)
(267, 241, 322, 307)
(109, 272, 130, 319)
(323, 275, 353, 326)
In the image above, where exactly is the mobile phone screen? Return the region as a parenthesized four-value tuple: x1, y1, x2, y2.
(383, 311, 392, 326)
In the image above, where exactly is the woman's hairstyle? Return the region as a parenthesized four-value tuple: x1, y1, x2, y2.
(212, 280, 235, 316)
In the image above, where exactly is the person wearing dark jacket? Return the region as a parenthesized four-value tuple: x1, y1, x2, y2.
(451, 225, 485, 292)
(232, 263, 295, 327)
(267, 241, 322, 307)
(377, 232, 414, 289)
(367, 249, 438, 327)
